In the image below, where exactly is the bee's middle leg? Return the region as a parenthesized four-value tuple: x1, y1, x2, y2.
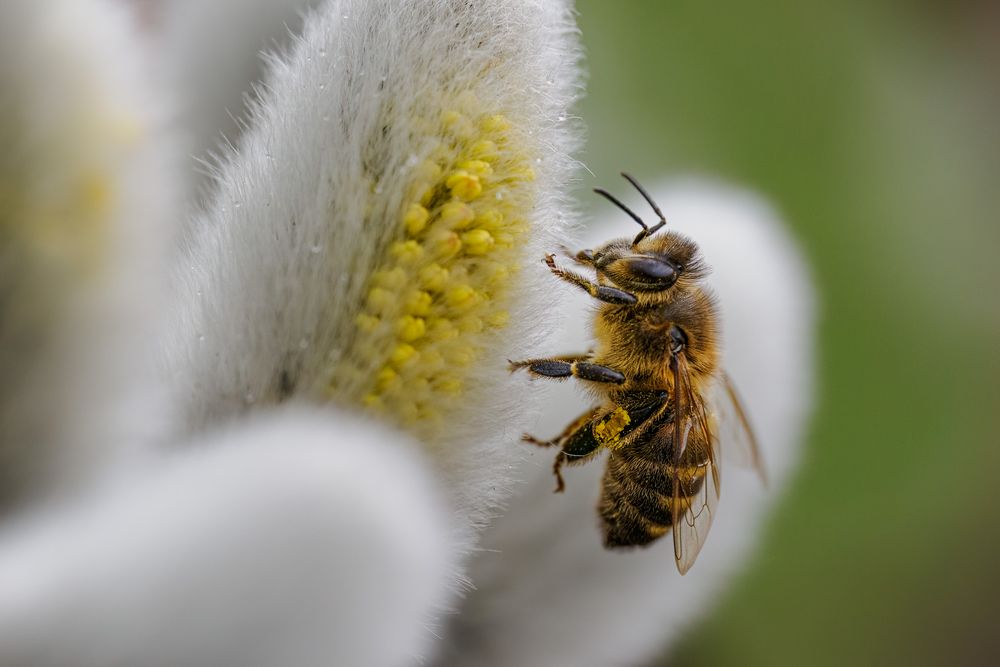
(509, 357, 625, 384)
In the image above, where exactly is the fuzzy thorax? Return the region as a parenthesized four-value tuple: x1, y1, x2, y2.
(326, 93, 536, 437)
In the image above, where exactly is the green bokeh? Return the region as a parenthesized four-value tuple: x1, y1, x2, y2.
(574, 1, 1000, 665)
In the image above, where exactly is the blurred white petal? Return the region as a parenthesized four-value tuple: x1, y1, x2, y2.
(153, 0, 325, 195)
(439, 178, 816, 666)
(164, 0, 582, 561)
(0, 0, 175, 507)
(0, 407, 452, 667)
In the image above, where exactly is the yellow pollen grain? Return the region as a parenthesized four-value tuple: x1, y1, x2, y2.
(420, 349, 445, 369)
(376, 367, 400, 392)
(355, 313, 380, 332)
(391, 343, 418, 366)
(404, 290, 433, 316)
(404, 203, 430, 235)
(428, 318, 458, 341)
(419, 264, 449, 291)
(494, 231, 516, 248)
(390, 239, 424, 263)
(397, 315, 427, 342)
(461, 229, 494, 255)
(433, 232, 462, 259)
(446, 170, 483, 201)
(594, 408, 632, 449)
(457, 160, 493, 178)
(476, 209, 504, 230)
(366, 287, 394, 312)
(372, 266, 407, 289)
(440, 201, 475, 229)
(445, 284, 478, 309)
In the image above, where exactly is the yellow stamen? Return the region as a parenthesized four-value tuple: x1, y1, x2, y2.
(403, 203, 430, 235)
(461, 229, 494, 255)
(446, 170, 483, 201)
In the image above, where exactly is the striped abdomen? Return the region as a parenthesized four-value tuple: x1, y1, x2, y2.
(598, 423, 709, 548)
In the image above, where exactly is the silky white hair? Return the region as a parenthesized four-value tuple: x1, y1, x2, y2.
(162, 0, 583, 581)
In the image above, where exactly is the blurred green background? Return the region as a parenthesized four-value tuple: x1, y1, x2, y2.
(573, 1, 1000, 665)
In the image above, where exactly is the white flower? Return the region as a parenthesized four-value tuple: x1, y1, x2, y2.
(0, 1, 815, 666)
(162, 0, 584, 565)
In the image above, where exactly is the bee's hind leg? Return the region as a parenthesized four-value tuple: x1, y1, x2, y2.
(522, 407, 603, 493)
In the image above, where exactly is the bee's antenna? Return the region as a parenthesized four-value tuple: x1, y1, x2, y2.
(593, 187, 647, 235)
(621, 173, 667, 241)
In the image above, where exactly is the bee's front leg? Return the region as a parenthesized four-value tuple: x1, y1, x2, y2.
(543, 254, 637, 305)
(508, 357, 626, 384)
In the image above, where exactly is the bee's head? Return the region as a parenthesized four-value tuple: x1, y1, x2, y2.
(577, 232, 704, 294)
(583, 174, 706, 294)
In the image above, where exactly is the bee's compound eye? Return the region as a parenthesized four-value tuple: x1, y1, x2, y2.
(577, 249, 595, 262)
(622, 257, 678, 288)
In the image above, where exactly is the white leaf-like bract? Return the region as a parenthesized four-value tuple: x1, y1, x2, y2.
(0, 0, 175, 508)
(165, 0, 583, 564)
(0, 407, 452, 667)
(439, 178, 816, 667)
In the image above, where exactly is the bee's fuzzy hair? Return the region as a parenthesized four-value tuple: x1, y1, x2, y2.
(440, 179, 816, 667)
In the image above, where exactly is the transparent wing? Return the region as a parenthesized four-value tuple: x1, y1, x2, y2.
(670, 352, 721, 575)
(708, 372, 767, 485)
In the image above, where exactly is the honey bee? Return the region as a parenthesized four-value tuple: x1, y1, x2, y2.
(510, 173, 765, 574)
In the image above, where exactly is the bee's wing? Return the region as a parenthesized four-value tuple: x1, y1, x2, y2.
(708, 372, 767, 485)
(670, 352, 721, 575)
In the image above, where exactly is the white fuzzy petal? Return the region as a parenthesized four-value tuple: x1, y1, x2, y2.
(154, 0, 325, 194)
(164, 0, 582, 567)
(438, 178, 816, 667)
(0, 407, 452, 667)
(0, 0, 175, 506)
